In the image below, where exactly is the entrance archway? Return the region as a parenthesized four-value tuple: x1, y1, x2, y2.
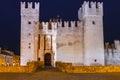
(44, 53, 51, 66)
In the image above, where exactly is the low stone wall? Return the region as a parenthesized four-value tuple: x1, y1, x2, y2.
(72, 66, 120, 73)
(56, 62, 120, 73)
(27, 61, 44, 72)
(0, 61, 44, 73)
(56, 62, 72, 73)
(0, 66, 28, 72)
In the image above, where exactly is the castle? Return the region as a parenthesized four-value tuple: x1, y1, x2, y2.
(20, 1, 105, 66)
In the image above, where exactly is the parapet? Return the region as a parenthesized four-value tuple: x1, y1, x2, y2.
(64, 21, 69, 27)
(51, 22, 57, 29)
(114, 40, 120, 50)
(105, 40, 120, 54)
(57, 21, 82, 28)
(37, 20, 83, 32)
(78, 1, 103, 20)
(57, 21, 62, 27)
(41, 22, 48, 30)
(41, 21, 81, 27)
(21, 2, 39, 10)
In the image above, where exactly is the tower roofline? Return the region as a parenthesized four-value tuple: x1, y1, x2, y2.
(78, 1, 103, 20)
(20, 1, 40, 10)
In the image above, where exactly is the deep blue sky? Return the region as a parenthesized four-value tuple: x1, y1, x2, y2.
(0, 0, 120, 54)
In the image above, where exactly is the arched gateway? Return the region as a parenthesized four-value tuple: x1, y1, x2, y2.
(44, 53, 51, 66)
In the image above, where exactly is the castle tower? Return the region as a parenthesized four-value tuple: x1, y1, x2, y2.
(20, 2, 40, 66)
(78, 1, 104, 66)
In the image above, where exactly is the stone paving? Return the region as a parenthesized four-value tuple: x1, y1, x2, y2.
(0, 67, 120, 80)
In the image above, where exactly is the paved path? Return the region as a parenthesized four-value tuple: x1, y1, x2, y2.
(0, 67, 120, 80)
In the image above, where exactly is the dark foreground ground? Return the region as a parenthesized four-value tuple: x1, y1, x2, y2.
(0, 67, 120, 80)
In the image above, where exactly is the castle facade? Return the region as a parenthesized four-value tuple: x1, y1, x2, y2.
(20, 1, 104, 66)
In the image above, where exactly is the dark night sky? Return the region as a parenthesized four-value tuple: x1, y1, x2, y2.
(0, 0, 120, 54)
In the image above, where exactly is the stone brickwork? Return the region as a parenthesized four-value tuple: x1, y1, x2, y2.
(27, 61, 44, 72)
(105, 40, 120, 65)
(72, 66, 120, 73)
(0, 61, 44, 73)
(80, 1, 104, 66)
(56, 62, 73, 73)
(56, 21, 84, 65)
(20, 1, 104, 66)
(56, 62, 120, 73)
(0, 66, 28, 73)
(20, 2, 40, 66)
(0, 54, 13, 66)
(13, 56, 20, 66)
(0, 55, 20, 66)
(0, 56, 4, 66)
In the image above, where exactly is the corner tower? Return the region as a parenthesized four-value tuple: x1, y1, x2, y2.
(78, 1, 104, 66)
(20, 2, 40, 66)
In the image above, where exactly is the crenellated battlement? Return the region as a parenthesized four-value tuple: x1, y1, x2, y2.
(37, 21, 82, 30)
(64, 21, 69, 27)
(21, 2, 25, 10)
(21, 2, 39, 9)
(105, 40, 120, 53)
(78, 1, 103, 20)
(35, 20, 83, 35)
(41, 22, 48, 30)
(105, 40, 120, 65)
(114, 40, 120, 51)
(21, 2, 40, 15)
(20, 1, 105, 66)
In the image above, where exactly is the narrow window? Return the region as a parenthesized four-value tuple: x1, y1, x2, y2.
(28, 33, 31, 36)
(28, 46, 31, 49)
(92, 21, 95, 25)
(29, 43, 31, 45)
(94, 59, 97, 62)
(28, 21, 31, 24)
(38, 57, 40, 61)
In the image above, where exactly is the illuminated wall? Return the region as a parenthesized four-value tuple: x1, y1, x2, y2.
(20, 1, 105, 66)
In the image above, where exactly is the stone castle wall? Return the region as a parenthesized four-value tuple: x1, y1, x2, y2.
(35, 21, 84, 66)
(20, 1, 104, 66)
(78, 1, 103, 20)
(56, 62, 120, 73)
(20, 2, 40, 66)
(80, 1, 104, 66)
(105, 40, 120, 65)
(0, 61, 44, 73)
(0, 54, 13, 66)
(56, 21, 84, 65)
